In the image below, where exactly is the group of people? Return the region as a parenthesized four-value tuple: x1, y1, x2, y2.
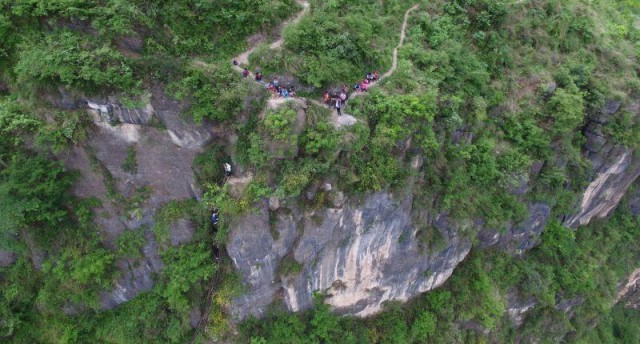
(354, 70, 380, 93)
(234, 58, 381, 116)
(266, 77, 297, 98)
(323, 85, 349, 116)
(234, 60, 298, 99)
(321, 71, 380, 116)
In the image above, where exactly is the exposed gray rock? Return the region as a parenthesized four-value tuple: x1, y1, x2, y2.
(555, 296, 584, 315)
(170, 219, 196, 246)
(478, 203, 550, 255)
(616, 268, 640, 310)
(530, 161, 544, 176)
(45, 86, 83, 110)
(565, 147, 640, 227)
(228, 192, 471, 319)
(100, 231, 163, 309)
(189, 306, 203, 328)
(584, 129, 607, 153)
(506, 293, 536, 327)
(604, 99, 622, 116)
(269, 196, 281, 211)
(630, 188, 640, 216)
(305, 183, 318, 201)
(0, 250, 16, 267)
(329, 191, 346, 208)
(320, 183, 333, 192)
(87, 100, 154, 126)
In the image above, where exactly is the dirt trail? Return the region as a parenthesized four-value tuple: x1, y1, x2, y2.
(348, 4, 419, 100)
(231, 1, 420, 126)
(234, 0, 309, 70)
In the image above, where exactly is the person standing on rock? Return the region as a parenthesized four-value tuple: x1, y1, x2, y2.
(335, 98, 343, 116)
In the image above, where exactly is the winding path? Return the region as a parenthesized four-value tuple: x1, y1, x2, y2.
(231, 1, 419, 127)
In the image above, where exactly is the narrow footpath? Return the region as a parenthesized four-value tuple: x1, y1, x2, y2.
(231, 1, 419, 128)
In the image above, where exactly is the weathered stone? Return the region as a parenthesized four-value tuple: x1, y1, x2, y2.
(320, 183, 333, 192)
(228, 192, 471, 319)
(100, 231, 163, 310)
(0, 250, 16, 267)
(555, 297, 584, 315)
(170, 219, 195, 246)
(269, 196, 281, 211)
(189, 306, 202, 328)
(305, 183, 318, 201)
(584, 130, 607, 153)
(604, 99, 622, 116)
(506, 292, 537, 327)
(478, 203, 550, 255)
(530, 161, 544, 176)
(330, 191, 346, 208)
(565, 147, 640, 227)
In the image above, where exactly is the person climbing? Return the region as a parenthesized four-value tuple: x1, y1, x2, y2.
(211, 209, 219, 225)
(233, 59, 238, 66)
(373, 70, 380, 81)
(242, 68, 250, 78)
(288, 85, 296, 97)
(255, 72, 263, 82)
(339, 91, 347, 102)
(323, 90, 330, 104)
(280, 87, 289, 98)
(223, 163, 232, 177)
(353, 83, 361, 92)
(335, 98, 343, 116)
(342, 84, 349, 94)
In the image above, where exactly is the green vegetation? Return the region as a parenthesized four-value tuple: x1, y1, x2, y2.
(240, 200, 640, 343)
(121, 146, 138, 174)
(1, 0, 640, 342)
(116, 227, 146, 259)
(277, 255, 303, 277)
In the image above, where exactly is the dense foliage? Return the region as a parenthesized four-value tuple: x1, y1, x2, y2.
(1, 0, 640, 343)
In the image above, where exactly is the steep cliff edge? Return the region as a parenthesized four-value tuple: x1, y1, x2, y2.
(229, 192, 471, 319)
(227, 99, 640, 319)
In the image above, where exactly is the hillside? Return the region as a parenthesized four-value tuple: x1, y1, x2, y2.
(1, 0, 640, 343)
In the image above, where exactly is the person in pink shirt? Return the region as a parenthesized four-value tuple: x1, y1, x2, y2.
(360, 79, 369, 92)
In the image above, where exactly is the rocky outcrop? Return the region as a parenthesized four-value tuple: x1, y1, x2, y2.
(566, 99, 640, 227)
(100, 231, 164, 309)
(87, 99, 154, 126)
(229, 191, 472, 319)
(0, 250, 16, 267)
(64, 86, 221, 309)
(565, 146, 640, 228)
(506, 292, 537, 327)
(478, 203, 550, 255)
(229, 192, 558, 319)
(616, 268, 640, 310)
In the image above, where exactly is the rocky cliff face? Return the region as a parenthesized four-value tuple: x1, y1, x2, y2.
(63, 87, 217, 309)
(228, 192, 472, 319)
(617, 268, 640, 310)
(227, 100, 640, 319)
